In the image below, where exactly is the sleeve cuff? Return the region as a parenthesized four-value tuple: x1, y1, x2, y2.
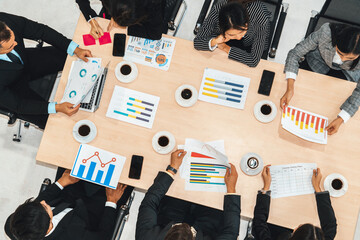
(209, 38, 217, 51)
(164, 171, 175, 179)
(315, 191, 329, 195)
(67, 41, 79, 56)
(55, 181, 64, 190)
(286, 72, 297, 80)
(226, 193, 240, 196)
(258, 189, 271, 196)
(105, 201, 117, 209)
(48, 102, 57, 114)
(338, 110, 351, 123)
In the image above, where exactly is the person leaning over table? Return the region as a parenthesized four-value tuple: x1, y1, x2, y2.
(135, 149, 241, 240)
(280, 23, 360, 135)
(0, 12, 92, 129)
(252, 165, 337, 240)
(193, 0, 270, 68)
(75, 0, 164, 40)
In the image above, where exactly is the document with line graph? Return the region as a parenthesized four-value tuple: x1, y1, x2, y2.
(198, 68, 251, 109)
(106, 86, 160, 129)
(70, 144, 126, 189)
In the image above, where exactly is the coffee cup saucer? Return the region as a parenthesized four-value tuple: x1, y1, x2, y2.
(115, 61, 138, 83)
(152, 131, 176, 155)
(240, 152, 263, 176)
(254, 100, 277, 123)
(73, 120, 97, 144)
(175, 84, 198, 107)
(324, 173, 348, 198)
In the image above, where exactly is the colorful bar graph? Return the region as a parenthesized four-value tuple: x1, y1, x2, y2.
(311, 116, 315, 128)
(320, 119, 326, 133)
(300, 113, 305, 129)
(306, 114, 310, 129)
(126, 102, 153, 112)
(104, 164, 115, 186)
(204, 82, 243, 93)
(202, 92, 240, 103)
(295, 110, 300, 125)
(291, 108, 295, 121)
(127, 108, 151, 117)
(114, 110, 149, 122)
(129, 97, 154, 106)
(205, 77, 244, 88)
(315, 117, 320, 134)
(86, 162, 96, 180)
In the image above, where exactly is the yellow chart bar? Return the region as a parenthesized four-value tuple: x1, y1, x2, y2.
(203, 87, 217, 93)
(190, 175, 224, 178)
(300, 122, 304, 129)
(129, 115, 136, 119)
(135, 99, 142, 103)
(202, 92, 218, 98)
(205, 77, 215, 82)
(190, 180, 210, 183)
(291, 115, 294, 121)
(204, 82, 214, 87)
(133, 104, 145, 110)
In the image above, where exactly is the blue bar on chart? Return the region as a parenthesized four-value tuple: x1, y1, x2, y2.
(77, 165, 85, 178)
(104, 164, 115, 186)
(95, 170, 104, 183)
(86, 162, 96, 181)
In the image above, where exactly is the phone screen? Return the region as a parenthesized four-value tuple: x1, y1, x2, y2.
(128, 155, 144, 179)
(113, 33, 126, 57)
(258, 70, 275, 96)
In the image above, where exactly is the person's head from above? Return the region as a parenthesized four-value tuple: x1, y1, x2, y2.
(288, 223, 324, 240)
(164, 223, 194, 240)
(9, 198, 53, 240)
(330, 23, 360, 64)
(219, 1, 249, 41)
(0, 21, 16, 54)
(102, 0, 149, 27)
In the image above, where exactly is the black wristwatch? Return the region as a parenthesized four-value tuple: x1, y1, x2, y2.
(166, 165, 177, 174)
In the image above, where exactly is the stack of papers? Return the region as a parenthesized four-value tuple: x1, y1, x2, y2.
(61, 58, 102, 105)
(179, 139, 230, 192)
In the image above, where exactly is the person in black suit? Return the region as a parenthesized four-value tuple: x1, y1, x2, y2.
(252, 166, 337, 240)
(5, 169, 127, 240)
(76, 0, 164, 40)
(136, 149, 241, 240)
(0, 12, 92, 129)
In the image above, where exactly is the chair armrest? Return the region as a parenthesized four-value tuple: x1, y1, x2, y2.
(304, 10, 319, 38)
(168, 0, 184, 31)
(39, 178, 52, 195)
(193, 0, 212, 35)
(269, 3, 289, 58)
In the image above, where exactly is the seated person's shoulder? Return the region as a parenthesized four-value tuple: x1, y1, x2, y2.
(247, 1, 271, 22)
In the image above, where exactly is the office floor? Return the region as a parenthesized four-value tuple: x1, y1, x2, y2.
(0, 0, 359, 239)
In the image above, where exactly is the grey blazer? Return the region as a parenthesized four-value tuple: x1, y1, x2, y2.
(284, 23, 360, 117)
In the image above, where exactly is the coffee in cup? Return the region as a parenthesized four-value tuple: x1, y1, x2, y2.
(158, 136, 169, 147)
(181, 88, 192, 100)
(120, 64, 132, 75)
(247, 157, 259, 169)
(260, 104, 272, 115)
(331, 178, 343, 190)
(78, 124, 90, 137)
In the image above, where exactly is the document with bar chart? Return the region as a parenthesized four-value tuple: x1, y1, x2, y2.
(198, 68, 251, 109)
(269, 163, 317, 198)
(70, 144, 126, 189)
(106, 86, 160, 129)
(281, 106, 328, 144)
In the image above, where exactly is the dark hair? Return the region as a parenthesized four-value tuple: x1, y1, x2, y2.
(164, 223, 194, 240)
(290, 224, 324, 240)
(102, 0, 151, 27)
(0, 21, 11, 48)
(330, 23, 360, 70)
(10, 198, 51, 240)
(219, 2, 249, 36)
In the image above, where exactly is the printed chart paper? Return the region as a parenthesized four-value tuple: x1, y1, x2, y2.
(106, 86, 160, 129)
(270, 163, 317, 198)
(61, 58, 102, 105)
(71, 144, 126, 189)
(124, 36, 176, 71)
(281, 106, 328, 144)
(198, 68, 251, 109)
(180, 139, 230, 193)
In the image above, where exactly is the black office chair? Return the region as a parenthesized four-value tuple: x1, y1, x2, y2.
(163, 0, 188, 36)
(0, 40, 58, 142)
(305, 0, 360, 38)
(4, 167, 135, 240)
(193, 0, 288, 59)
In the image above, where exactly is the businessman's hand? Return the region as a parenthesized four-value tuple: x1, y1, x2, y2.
(280, 78, 295, 109)
(218, 43, 231, 54)
(74, 47, 93, 62)
(57, 169, 79, 187)
(312, 168, 322, 193)
(106, 183, 127, 203)
(262, 165, 272, 191)
(325, 117, 343, 135)
(89, 18, 104, 39)
(56, 102, 80, 116)
(224, 163, 238, 193)
(169, 149, 187, 172)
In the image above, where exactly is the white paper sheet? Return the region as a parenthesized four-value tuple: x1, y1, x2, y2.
(269, 163, 317, 198)
(124, 36, 176, 71)
(70, 144, 126, 189)
(179, 139, 230, 193)
(106, 86, 160, 129)
(61, 58, 102, 104)
(198, 68, 251, 109)
(281, 106, 328, 144)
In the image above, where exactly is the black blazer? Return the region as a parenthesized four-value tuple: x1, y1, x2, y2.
(75, 0, 164, 40)
(0, 12, 71, 115)
(40, 184, 117, 240)
(252, 192, 337, 240)
(135, 172, 241, 240)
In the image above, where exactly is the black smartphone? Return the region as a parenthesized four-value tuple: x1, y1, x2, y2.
(128, 155, 144, 179)
(113, 33, 126, 57)
(258, 70, 275, 96)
